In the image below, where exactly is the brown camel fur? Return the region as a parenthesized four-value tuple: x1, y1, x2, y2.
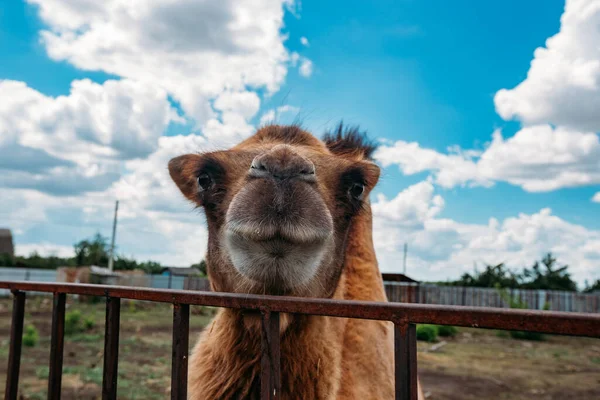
(169, 124, 424, 399)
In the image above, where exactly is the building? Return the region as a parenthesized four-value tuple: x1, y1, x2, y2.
(0, 228, 15, 258)
(381, 272, 419, 284)
(160, 267, 202, 277)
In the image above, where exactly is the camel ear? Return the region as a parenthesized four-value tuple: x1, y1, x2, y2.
(168, 154, 202, 202)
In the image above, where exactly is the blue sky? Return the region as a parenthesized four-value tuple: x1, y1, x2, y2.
(0, 0, 598, 284)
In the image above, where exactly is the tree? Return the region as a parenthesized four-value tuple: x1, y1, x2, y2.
(138, 261, 163, 275)
(584, 279, 600, 293)
(1, 232, 168, 272)
(0, 253, 15, 267)
(442, 253, 578, 291)
(450, 263, 520, 289)
(73, 233, 109, 266)
(519, 253, 577, 291)
(190, 260, 207, 276)
(113, 255, 138, 271)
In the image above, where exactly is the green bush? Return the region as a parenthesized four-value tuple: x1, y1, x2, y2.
(23, 325, 39, 347)
(495, 330, 509, 338)
(416, 324, 438, 342)
(65, 310, 95, 335)
(65, 310, 83, 335)
(83, 316, 95, 330)
(436, 325, 458, 337)
(128, 300, 137, 313)
(35, 366, 49, 379)
(509, 330, 545, 341)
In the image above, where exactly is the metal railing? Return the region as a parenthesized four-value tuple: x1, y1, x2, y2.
(2, 281, 600, 400)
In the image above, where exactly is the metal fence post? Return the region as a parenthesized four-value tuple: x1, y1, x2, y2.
(261, 311, 281, 400)
(5, 291, 26, 400)
(394, 322, 417, 400)
(171, 304, 190, 400)
(103, 297, 121, 400)
(48, 293, 66, 400)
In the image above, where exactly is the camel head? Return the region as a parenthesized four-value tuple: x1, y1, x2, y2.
(168, 124, 379, 298)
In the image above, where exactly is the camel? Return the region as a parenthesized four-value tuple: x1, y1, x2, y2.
(169, 123, 424, 399)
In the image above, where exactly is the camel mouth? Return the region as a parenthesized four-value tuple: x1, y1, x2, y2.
(223, 223, 332, 291)
(222, 177, 334, 292)
(224, 220, 332, 246)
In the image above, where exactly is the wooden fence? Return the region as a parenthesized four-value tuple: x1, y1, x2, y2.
(2, 268, 597, 313)
(383, 282, 600, 313)
(180, 277, 600, 313)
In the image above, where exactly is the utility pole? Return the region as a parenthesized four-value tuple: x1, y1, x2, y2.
(108, 200, 119, 272)
(403, 242, 408, 275)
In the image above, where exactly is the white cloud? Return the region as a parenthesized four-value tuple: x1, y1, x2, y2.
(479, 126, 600, 192)
(373, 181, 600, 285)
(0, 78, 176, 195)
(259, 105, 300, 125)
(376, 125, 600, 192)
(0, 79, 175, 161)
(372, 181, 445, 227)
(1, 134, 214, 265)
(27, 0, 312, 121)
(290, 51, 313, 78)
(299, 58, 313, 77)
(300, 36, 309, 47)
(110, 134, 212, 215)
(214, 91, 261, 120)
(16, 243, 74, 258)
(1, 1, 315, 196)
(259, 110, 277, 126)
(375, 138, 485, 189)
(3, 185, 209, 266)
(593, 192, 600, 203)
(494, 0, 600, 132)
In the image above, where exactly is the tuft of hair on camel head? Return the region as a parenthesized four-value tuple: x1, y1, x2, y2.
(168, 122, 380, 298)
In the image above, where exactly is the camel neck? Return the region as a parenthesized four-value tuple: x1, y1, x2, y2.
(340, 203, 387, 302)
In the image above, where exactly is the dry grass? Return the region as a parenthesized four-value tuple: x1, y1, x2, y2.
(417, 327, 600, 399)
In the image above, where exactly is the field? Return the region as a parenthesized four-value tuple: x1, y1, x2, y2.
(0, 297, 598, 399)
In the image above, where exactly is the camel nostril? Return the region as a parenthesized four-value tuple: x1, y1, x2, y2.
(300, 164, 315, 176)
(249, 148, 315, 181)
(251, 160, 267, 171)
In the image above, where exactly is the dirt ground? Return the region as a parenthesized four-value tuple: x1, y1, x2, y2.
(0, 297, 598, 399)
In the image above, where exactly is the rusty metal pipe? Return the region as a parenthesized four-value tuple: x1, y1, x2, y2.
(1, 282, 598, 338)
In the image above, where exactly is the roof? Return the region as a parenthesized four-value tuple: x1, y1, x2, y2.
(381, 273, 419, 283)
(90, 265, 122, 277)
(161, 267, 201, 276)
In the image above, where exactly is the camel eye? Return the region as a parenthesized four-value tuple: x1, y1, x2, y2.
(349, 183, 365, 199)
(197, 173, 212, 192)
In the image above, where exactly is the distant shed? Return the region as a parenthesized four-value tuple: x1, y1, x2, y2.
(381, 273, 419, 284)
(0, 228, 15, 258)
(160, 267, 201, 277)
